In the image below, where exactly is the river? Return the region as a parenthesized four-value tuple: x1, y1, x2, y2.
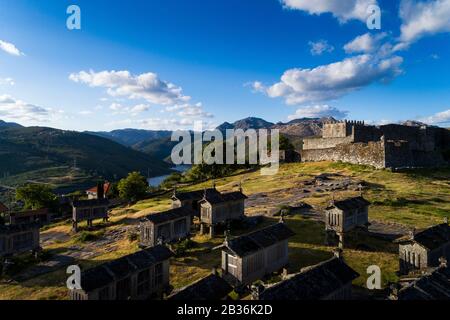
(147, 165, 190, 187)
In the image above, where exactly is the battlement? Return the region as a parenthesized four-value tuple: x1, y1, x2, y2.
(323, 119, 365, 125)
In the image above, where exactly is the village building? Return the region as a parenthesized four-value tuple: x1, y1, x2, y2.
(396, 219, 450, 275)
(171, 188, 221, 216)
(0, 222, 41, 258)
(69, 245, 173, 300)
(199, 189, 247, 237)
(325, 196, 370, 248)
(168, 269, 232, 300)
(86, 182, 111, 200)
(252, 250, 359, 300)
(71, 198, 109, 232)
(221, 221, 295, 286)
(390, 257, 450, 300)
(140, 207, 194, 247)
(9, 209, 51, 225)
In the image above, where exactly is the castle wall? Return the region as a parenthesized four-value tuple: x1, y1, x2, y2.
(353, 125, 383, 143)
(301, 121, 450, 169)
(301, 141, 386, 169)
(380, 124, 436, 152)
(303, 136, 354, 150)
(323, 122, 351, 138)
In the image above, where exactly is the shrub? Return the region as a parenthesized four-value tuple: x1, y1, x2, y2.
(74, 231, 102, 243)
(172, 238, 197, 256)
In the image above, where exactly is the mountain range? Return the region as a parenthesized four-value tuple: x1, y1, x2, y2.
(0, 126, 170, 189)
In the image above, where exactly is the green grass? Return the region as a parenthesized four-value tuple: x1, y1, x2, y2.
(1, 161, 448, 299)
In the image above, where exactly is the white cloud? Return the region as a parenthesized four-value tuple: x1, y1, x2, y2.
(253, 53, 403, 105)
(0, 94, 55, 123)
(309, 40, 334, 56)
(79, 110, 93, 116)
(130, 104, 150, 114)
(281, 0, 378, 22)
(0, 40, 24, 56)
(107, 102, 151, 116)
(419, 109, 450, 124)
(344, 32, 387, 53)
(0, 78, 15, 86)
(288, 105, 349, 120)
(399, 0, 450, 44)
(69, 70, 191, 106)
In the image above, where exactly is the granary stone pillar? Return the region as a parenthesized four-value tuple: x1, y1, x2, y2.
(209, 225, 215, 238)
(200, 223, 204, 235)
(72, 220, 78, 233)
(338, 233, 344, 249)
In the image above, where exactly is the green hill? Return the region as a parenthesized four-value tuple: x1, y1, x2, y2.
(0, 126, 171, 188)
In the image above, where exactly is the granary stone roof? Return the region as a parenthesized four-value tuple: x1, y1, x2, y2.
(258, 257, 360, 300)
(9, 208, 49, 218)
(326, 196, 370, 211)
(0, 201, 8, 213)
(396, 223, 450, 251)
(72, 198, 110, 208)
(397, 265, 450, 300)
(172, 188, 220, 201)
(142, 207, 195, 225)
(168, 273, 232, 300)
(224, 223, 295, 257)
(0, 222, 40, 235)
(200, 191, 248, 205)
(79, 245, 174, 292)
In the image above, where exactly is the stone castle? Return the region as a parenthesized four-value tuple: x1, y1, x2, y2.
(301, 120, 450, 169)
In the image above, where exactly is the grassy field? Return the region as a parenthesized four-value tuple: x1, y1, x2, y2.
(0, 161, 448, 300)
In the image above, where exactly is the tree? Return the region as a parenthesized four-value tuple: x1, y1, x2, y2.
(117, 172, 149, 202)
(279, 135, 295, 151)
(15, 184, 57, 210)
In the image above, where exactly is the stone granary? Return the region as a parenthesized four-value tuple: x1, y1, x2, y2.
(69, 245, 173, 300)
(199, 189, 247, 237)
(252, 250, 359, 300)
(9, 209, 50, 225)
(168, 270, 233, 300)
(0, 222, 41, 258)
(140, 207, 194, 247)
(390, 258, 450, 300)
(71, 198, 109, 232)
(171, 188, 221, 217)
(396, 219, 450, 275)
(301, 120, 450, 169)
(220, 221, 295, 286)
(325, 196, 370, 248)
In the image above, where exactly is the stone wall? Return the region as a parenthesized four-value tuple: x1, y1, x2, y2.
(301, 141, 386, 169)
(303, 136, 354, 150)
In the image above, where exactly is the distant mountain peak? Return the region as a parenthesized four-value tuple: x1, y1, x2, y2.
(216, 117, 274, 131)
(0, 119, 23, 128)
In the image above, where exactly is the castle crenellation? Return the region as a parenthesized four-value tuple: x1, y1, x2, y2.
(301, 120, 450, 169)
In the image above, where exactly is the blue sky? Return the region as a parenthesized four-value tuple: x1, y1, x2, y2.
(0, 0, 449, 131)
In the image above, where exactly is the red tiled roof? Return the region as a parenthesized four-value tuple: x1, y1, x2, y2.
(86, 182, 111, 195)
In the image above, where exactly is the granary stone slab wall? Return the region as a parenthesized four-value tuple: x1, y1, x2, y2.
(399, 243, 429, 275)
(302, 141, 386, 169)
